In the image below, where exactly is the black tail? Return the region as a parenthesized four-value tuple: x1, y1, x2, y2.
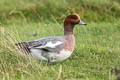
(15, 42, 31, 53)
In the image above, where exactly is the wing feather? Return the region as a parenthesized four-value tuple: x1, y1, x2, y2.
(26, 37, 64, 52)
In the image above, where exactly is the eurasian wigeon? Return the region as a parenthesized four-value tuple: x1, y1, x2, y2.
(15, 13, 87, 62)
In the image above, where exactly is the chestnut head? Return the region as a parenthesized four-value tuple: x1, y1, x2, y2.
(64, 13, 87, 35)
(64, 13, 87, 25)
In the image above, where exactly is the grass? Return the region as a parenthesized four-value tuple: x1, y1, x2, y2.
(0, 20, 120, 80)
(0, 0, 120, 80)
(0, 0, 120, 24)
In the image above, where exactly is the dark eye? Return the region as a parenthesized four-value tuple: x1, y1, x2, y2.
(72, 16, 78, 19)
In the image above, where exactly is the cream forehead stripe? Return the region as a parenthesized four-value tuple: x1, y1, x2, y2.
(73, 13, 80, 20)
(35, 41, 63, 48)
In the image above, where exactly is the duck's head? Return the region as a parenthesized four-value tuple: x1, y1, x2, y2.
(64, 13, 87, 35)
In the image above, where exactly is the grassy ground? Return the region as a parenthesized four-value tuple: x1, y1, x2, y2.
(0, 21, 120, 80)
(0, 0, 120, 24)
(0, 0, 120, 80)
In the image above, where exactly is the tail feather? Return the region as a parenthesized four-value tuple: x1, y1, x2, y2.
(15, 42, 30, 53)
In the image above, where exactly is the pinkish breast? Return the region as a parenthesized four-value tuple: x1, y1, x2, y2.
(64, 35, 75, 51)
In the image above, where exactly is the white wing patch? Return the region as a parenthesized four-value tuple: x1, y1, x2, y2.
(35, 41, 63, 48)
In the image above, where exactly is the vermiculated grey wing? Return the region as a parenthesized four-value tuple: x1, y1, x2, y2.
(26, 36, 65, 52)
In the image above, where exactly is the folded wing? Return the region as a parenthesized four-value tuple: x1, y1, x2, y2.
(15, 36, 65, 53)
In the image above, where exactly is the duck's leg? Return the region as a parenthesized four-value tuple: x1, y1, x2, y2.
(47, 57, 51, 65)
(47, 57, 56, 65)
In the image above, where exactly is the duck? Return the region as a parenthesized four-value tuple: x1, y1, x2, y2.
(15, 13, 87, 62)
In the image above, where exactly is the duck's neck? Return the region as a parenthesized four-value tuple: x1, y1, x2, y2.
(64, 23, 75, 35)
(64, 23, 75, 51)
(64, 33, 75, 51)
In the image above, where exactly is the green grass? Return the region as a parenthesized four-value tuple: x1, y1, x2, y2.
(0, 20, 120, 80)
(0, 0, 120, 80)
(0, 0, 120, 24)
